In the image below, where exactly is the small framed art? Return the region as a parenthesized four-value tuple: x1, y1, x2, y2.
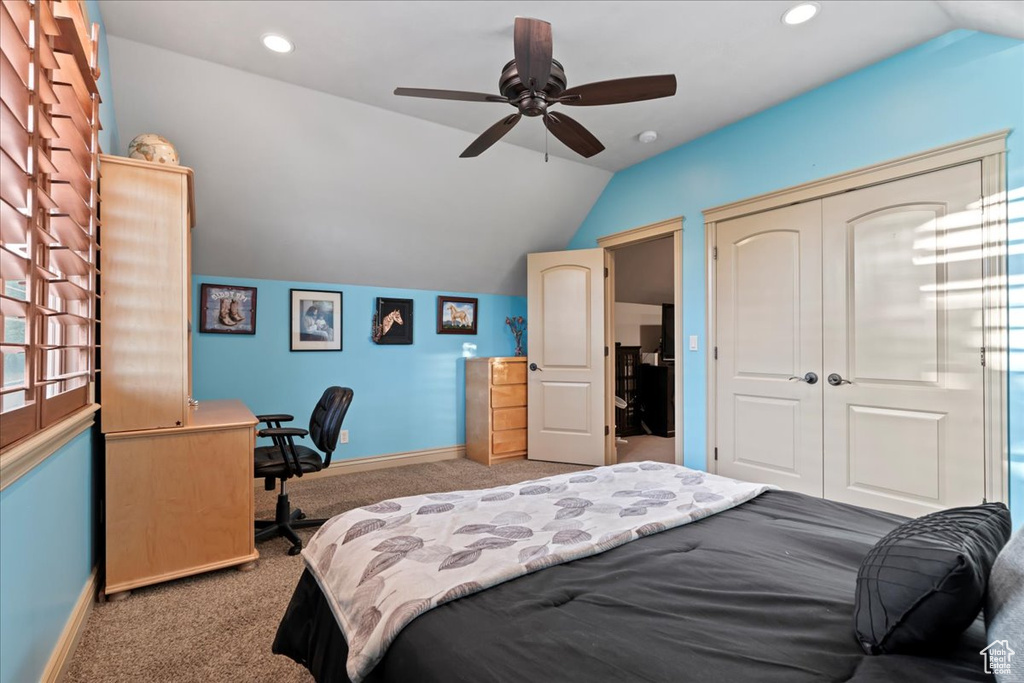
(373, 297, 413, 345)
(199, 283, 257, 334)
(437, 296, 478, 335)
(290, 289, 342, 351)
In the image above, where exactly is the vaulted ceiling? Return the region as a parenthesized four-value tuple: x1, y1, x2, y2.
(97, 0, 1023, 295)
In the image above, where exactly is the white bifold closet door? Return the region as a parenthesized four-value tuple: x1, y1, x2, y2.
(820, 163, 985, 517)
(715, 201, 824, 497)
(716, 162, 985, 517)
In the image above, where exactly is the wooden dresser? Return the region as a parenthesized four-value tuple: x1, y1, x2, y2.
(466, 357, 527, 465)
(99, 156, 258, 597)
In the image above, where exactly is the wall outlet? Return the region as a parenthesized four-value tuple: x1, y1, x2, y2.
(340, 430, 349, 444)
(689, 335, 699, 351)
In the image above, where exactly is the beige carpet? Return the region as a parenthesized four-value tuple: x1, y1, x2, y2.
(614, 434, 675, 464)
(66, 458, 585, 683)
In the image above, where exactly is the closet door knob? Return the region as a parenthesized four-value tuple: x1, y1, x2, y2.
(827, 373, 852, 386)
(529, 363, 542, 372)
(788, 372, 818, 384)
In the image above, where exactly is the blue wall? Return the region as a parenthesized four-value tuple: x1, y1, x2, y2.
(193, 276, 526, 458)
(0, 431, 95, 683)
(568, 30, 1024, 525)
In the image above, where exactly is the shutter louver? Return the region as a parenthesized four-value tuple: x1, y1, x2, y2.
(0, 0, 99, 448)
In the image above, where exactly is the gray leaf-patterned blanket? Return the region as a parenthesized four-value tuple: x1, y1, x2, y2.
(301, 462, 774, 682)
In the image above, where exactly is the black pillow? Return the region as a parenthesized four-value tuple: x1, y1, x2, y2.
(854, 502, 1011, 655)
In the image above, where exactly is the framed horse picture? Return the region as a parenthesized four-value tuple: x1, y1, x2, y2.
(437, 296, 478, 335)
(373, 297, 413, 345)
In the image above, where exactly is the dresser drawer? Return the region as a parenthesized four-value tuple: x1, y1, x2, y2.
(492, 406, 526, 431)
(493, 428, 526, 455)
(491, 384, 526, 408)
(491, 361, 526, 385)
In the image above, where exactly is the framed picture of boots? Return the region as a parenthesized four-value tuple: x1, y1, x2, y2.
(199, 283, 257, 335)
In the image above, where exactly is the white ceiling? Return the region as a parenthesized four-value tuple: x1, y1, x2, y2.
(97, 0, 1023, 172)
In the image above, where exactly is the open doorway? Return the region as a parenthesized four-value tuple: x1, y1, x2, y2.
(602, 226, 682, 466)
(612, 236, 675, 463)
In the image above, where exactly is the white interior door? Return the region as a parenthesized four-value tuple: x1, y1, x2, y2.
(527, 248, 606, 466)
(715, 202, 824, 495)
(821, 163, 985, 516)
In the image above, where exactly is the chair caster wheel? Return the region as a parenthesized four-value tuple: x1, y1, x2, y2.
(288, 545, 302, 556)
(297, 512, 306, 520)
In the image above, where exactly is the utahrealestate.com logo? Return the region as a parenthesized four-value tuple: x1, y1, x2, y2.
(981, 640, 1016, 676)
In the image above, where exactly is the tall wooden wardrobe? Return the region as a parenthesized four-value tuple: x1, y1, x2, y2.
(99, 156, 258, 598)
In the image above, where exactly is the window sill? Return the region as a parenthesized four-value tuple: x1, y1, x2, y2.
(0, 404, 99, 492)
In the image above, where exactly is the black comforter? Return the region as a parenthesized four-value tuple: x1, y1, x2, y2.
(273, 490, 991, 682)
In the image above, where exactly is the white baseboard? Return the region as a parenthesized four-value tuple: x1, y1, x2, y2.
(42, 567, 97, 683)
(299, 445, 467, 479)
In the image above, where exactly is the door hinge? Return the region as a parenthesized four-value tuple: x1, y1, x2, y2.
(604, 267, 609, 278)
(713, 247, 718, 260)
(605, 345, 609, 357)
(713, 346, 718, 360)
(980, 346, 986, 367)
(605, 425, 610, 436)
(714, 447, 718, 461)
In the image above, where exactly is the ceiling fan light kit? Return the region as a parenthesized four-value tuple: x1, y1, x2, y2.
(394, 17, 677, 159)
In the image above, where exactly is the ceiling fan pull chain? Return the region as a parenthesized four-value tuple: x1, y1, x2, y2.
(545, 127, 549, 163)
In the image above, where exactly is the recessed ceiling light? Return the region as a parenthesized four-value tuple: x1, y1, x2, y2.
(261, 33, 294, 54)
(782, 2, 820, 25)
(638, 130, 658, 144)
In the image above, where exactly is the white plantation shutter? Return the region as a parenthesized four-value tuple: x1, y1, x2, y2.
(0, 0, 99, 449)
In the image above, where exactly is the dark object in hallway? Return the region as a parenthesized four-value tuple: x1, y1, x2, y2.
(660, 303, 674, 362)
(615, 344, 642, 436)
(641, 363, 673, 437)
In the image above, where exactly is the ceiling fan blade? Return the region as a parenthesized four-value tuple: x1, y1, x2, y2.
(394, 87, 508, 103)
(460, 114, 522, 158)
(543, 112, 605, 158)
(558, 75, 677, 106)
(514, 17, 552, 92)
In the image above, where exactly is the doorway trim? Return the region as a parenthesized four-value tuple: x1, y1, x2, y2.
(598, 217, 684, 466)
(703, 130, 1010, 504)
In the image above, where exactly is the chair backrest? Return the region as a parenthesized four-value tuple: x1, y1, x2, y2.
(308, 386, 353, 467)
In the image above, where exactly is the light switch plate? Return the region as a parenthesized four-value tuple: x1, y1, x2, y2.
(689, 335, 699, 351)
(340, 430, 349, 444)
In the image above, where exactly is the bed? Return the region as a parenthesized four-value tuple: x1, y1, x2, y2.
(273, 468, 993, 683)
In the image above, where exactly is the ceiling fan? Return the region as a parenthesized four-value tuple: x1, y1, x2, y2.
(394, 17, 677, 159)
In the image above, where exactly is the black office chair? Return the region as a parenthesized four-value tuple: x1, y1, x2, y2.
(254, 386, 353, 555)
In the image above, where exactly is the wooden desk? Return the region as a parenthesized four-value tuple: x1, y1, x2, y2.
(105, 400, 259, 597)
